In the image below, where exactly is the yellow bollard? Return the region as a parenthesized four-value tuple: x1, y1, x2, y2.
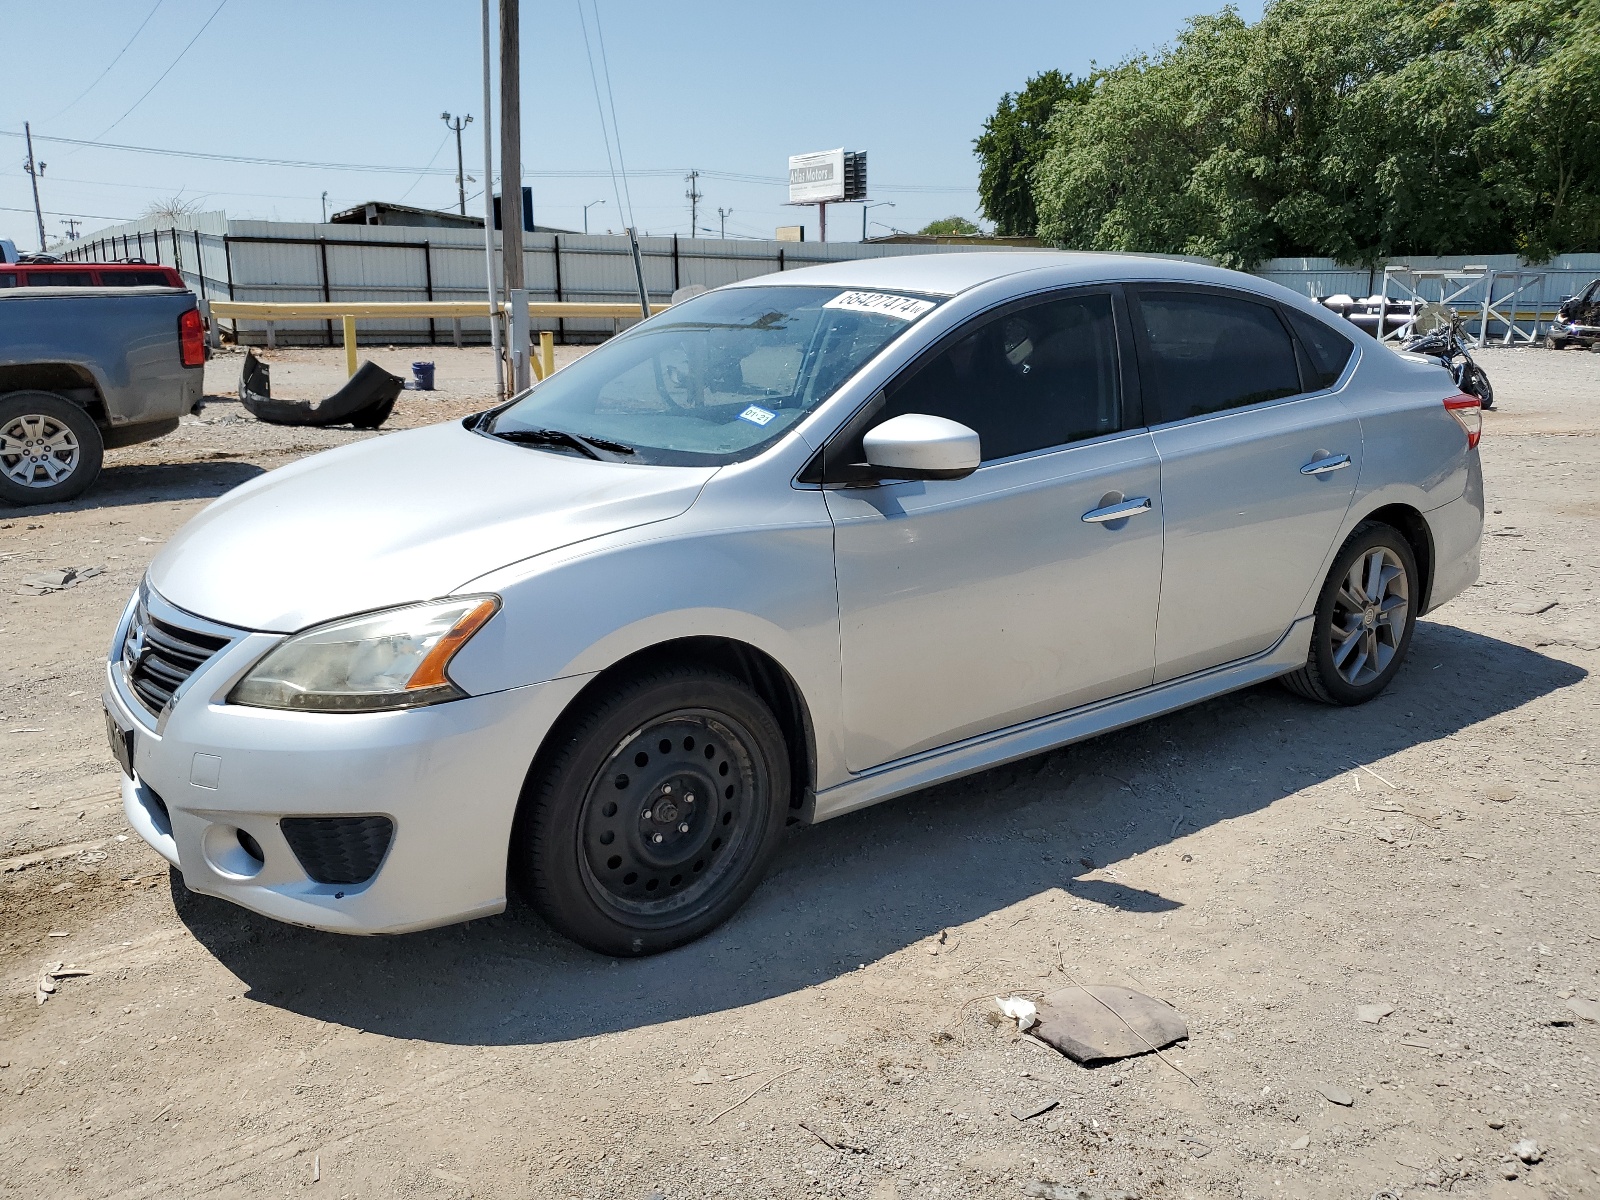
(342, 315, 358, 377)
(540, 330, 555, 380)
(528, 352, 543, 383)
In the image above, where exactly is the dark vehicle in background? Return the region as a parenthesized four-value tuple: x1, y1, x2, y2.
(1, 261, 187, 290)
(0, 286, 205, 506)
(1402, 311, 1494, 410)
(1547, 278, 1600, 350)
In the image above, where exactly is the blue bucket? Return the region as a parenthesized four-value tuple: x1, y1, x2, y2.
(411, 361, 436, 391)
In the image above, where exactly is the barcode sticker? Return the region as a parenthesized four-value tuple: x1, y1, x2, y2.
(822, 291, 937, 321)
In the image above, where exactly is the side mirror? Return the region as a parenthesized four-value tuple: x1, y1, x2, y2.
(861, 413, 981, 481)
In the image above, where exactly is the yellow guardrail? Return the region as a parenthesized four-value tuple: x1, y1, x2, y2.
(206, 299, 672, 377)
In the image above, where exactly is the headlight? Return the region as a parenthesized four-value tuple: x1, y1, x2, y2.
(229, 596, 499, 712)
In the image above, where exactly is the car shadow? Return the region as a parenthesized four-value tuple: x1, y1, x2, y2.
(1, 459, 266, 515)
(173, 619, 1585, 1047)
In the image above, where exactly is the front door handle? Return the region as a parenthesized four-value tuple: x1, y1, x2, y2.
(1082, 496, 1153, 523)
(1301, 453, 1352, 475)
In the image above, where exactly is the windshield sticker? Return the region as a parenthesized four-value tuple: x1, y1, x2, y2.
(738, 405, 777, 427)
(823, 291, 937, 321)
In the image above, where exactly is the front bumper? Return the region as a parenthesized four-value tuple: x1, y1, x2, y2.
(105, 595, 592, 934)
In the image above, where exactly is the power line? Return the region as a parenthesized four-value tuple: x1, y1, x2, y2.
(576, 1, 627, 222)
(92, 0, 230, 139)
(0, 130, 973, 192)
(590, 2, 636, 228)
(0, 202, 135, 222)
(395, 131, 453, 203)
(43, 0, 165, 122)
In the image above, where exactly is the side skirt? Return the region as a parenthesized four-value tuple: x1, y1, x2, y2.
(808, 617, 1313, 823)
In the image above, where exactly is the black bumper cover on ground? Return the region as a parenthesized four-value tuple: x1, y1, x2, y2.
(239, 351, 402, 428)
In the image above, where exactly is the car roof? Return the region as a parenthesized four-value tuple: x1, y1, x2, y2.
(728, 250, 1258, 297)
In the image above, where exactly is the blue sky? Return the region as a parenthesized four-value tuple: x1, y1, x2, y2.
(1, 0, 1262, 248)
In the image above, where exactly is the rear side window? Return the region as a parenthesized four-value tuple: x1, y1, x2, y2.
(881, 290, 1122, 462)
(26, 270, 94, 286)
(0, 273, 14, 288)
(1283, 306, 1354, 391)
(103, 270, 175, 286)
(1133, 289, 1301, 423)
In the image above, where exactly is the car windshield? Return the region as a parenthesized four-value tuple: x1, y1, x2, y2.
(482, 284, 942, 465)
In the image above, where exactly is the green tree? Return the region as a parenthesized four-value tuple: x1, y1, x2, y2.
(1023, 0, 1599, 267)
(975, 69, 1094, 236)
(917, 216, 982, 236)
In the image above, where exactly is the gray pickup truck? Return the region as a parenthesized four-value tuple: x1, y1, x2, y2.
(0, 285, 205, 506)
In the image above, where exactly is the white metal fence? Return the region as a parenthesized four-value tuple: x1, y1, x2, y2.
(56, 212, 1600, 347)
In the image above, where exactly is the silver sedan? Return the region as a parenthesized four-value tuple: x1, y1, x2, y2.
(104, 253, 1484, 954)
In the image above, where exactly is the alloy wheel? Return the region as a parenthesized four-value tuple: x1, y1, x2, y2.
(1328, 546, 1409, 687)
(0, 413, 81, 488)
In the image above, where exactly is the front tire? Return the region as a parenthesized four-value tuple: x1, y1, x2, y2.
(1281, 523, 1418, 706)
(512, 665, 790, 956)
(0, 391, 104, 506)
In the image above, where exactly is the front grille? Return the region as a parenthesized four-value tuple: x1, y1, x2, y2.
(280, 816, 394, 885)
(122, 598, 232, 716)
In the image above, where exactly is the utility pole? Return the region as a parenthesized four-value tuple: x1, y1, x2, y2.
(717, 207, 731, 239)
(684, 170, 701, 237)
(583, 199, 605, 234)
(498, 0, 528, 390)
(62, 217, 81, 241)
(441, 112, 472, 215)
(321, 190, 329, 222)
(479, 0, 505, 400)
(23, 122, 47, 252)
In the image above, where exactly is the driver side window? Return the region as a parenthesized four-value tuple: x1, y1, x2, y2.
(879, 290, 1123, 462)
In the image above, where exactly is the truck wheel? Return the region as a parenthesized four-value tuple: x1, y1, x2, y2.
(512, 664, 790, 956)
(1281, 522, 1418, 706)
(0, 391, 104, 506)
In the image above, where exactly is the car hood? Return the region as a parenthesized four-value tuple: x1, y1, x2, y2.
(148, 421, 715, 631)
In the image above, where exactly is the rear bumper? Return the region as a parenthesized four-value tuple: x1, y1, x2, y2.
(1423, 454, 1484, 613)
(106, 642, 592, 935)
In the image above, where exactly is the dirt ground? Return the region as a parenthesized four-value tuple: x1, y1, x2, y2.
(1, 343, 1597, 1200)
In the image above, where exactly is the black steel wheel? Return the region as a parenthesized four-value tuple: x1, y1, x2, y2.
(1281, 522, 1418, 706)
(512, 664, 789, 956)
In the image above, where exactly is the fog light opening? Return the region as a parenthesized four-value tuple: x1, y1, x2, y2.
(236, 828, 265, 864)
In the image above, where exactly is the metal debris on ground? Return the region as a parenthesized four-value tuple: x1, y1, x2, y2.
(239, 350, 402, 429)
(1028, 985, 1188, 1066)
(17, 565, 104, 595)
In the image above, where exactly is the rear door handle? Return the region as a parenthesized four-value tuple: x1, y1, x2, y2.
(1082, 496, 1153, 523)
(1301, 453, 1351, 475)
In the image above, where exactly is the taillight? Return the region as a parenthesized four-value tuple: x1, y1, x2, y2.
(178, 308, 205, 367)
(1443, 393, 1481, 449)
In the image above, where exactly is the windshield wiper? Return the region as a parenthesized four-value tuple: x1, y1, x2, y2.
(488, 427, 635, 460)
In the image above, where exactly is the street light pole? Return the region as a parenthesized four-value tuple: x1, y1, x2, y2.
(717, 207, 732, 239)
(320, 190, 328, 222)
(862, 201, 894, 241)
(441, 112, 473, 216)
(583, 199, 605, 234)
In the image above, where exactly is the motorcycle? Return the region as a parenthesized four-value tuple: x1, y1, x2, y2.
(1401, 310, 1494, 410)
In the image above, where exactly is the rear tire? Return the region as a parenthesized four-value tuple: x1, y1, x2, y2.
(1463, 363, 1494, 410)
(0, 391, 104, 507)
(511, 665, 790, 956)
(1281, 523, 1418, 706)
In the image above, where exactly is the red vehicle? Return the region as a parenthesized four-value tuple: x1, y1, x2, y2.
(0, 261, 187, 289)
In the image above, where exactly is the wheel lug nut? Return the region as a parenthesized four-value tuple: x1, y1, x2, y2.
(678, 823, 689, 833)
(642, 808, 652, 820)
(662, 784, 672, 794)
(651, 833, 664, 844)
(685, 794, 694, 803)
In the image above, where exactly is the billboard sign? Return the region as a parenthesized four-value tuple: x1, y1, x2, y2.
(789, 149, 846, 204)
